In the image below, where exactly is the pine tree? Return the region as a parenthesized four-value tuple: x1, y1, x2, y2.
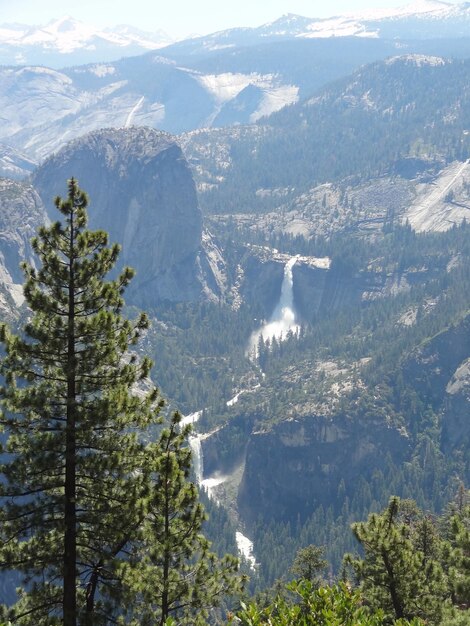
(120, 411, 244, 626)
(0, 178, 160, 625)
(445, 497, 470, 609)
(290, 545, 327, 585)
(345, 496, 449, 625)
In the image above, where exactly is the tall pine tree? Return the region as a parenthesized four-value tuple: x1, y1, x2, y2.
(0, 178, 160, 625)
(120, 411, 243, 626)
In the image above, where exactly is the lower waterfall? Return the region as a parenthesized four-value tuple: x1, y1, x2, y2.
(181, 411, 204, 486)
(181, 410, 257, 569)
(190, 436, 204, 485)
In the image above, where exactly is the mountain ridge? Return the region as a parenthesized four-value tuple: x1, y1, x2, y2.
(2, 2, 470, 68)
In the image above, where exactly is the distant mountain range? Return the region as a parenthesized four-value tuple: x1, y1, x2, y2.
(165, 0, 470, 58)
(3, 39, 470, 176)
(0, 16, 173, 67)
(1, 0, 470, 179)
(1, 1, 470, 68)
(182, 53, 470, 218)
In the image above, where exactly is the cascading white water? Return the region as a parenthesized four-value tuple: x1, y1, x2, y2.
(235, 531, 257, 570)
(180, 411, 204, 485)
(190, 436, 204, 485)
(180, 411, 226, 498)
(181, 411, 257, 568)
(248, 256, 300, 356)
(180, 255, 306, 565)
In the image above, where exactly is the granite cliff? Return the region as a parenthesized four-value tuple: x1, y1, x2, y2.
(403, 314, 470, 472)
(237, 413, 408, 524)
(0, 178, 46, 321)
(32, 127, 225, 306)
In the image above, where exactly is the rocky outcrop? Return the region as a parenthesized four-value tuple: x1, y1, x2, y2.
(238, 247, 399, 324)
(0, 178, 46, 321)
(238, 412, 408, 525)
(443, 358, 470, 455)
(403, 316, 470, 407)
(240, 255, 286, 319)
(401, 314, 470, 479)
(32, 127, 225, 306)
(235, 311, 470, 527)
(201, 413, 256, 477)
(0, 144, 37, 180)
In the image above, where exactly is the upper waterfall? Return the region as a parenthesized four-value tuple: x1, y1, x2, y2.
(248, 256, 300, 356)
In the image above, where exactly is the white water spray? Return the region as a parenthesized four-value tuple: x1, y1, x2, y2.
(190, 436, 204, 485)
(180, 411, 204, 485)
(181, 411, 228, 499)
(235, 531, 257, 570)
(248, 256, 300, 356)
(181, 411, 257, 568)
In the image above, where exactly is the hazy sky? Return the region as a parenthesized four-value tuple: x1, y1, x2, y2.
(0, 0, 462, 38)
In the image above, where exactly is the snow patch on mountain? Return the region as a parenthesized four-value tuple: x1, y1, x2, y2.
(254, 1, 470, 41)
(351, 0, 454, 20)
(301, 17, 379, 39)
(195, 72, 262, 104)
(0, 26, 24, 42)
(18, 17, 125, 53)
(108, 24, 173, 48)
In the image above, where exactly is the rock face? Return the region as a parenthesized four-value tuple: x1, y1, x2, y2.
(32, 127, 224, 306)
(239, 248, 333, 321)
(238, 413, 408, 525)
(443, 358, 470, 453)
(0, 178, 46, 321)
(236, 312, 470, 526)
(402, 314, 470, 477)
(240, 255, 286, 319)
(403, 315, 470, 407)
(0, 144, 37, 180)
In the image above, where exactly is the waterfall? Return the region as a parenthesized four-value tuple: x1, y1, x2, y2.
(248, 256, 300, 356)
(181, 411, 257, 568)
(181, 411, 226, 497)
(189, 435, 204, 485)
(271, 256, 297, 322)
(181, 411, 204, 485)
(236, 531, 258, 570)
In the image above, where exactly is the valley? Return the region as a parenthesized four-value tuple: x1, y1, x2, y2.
(0, 2, 470, 622)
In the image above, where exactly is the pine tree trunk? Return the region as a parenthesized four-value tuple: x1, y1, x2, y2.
(85, 566, 99, 626)
(382, 547, 404, 620)
(160, 456, 171, 626)
(64, 203, 77, 626)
